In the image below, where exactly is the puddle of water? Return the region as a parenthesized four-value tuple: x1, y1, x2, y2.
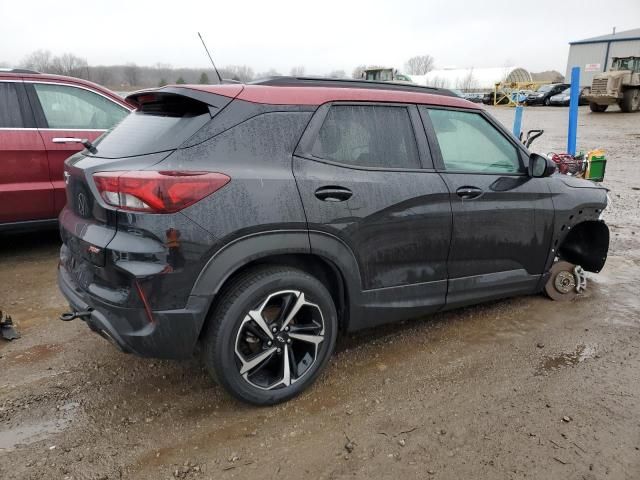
(0, 418, 70, 451)
(0, 401, 78, 451)
(536, 344, 597, 375)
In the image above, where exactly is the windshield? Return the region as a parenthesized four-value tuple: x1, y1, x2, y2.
(561, 88, 571, 95)
(612, 58, 633, 71)
(537, 85, 553, 93)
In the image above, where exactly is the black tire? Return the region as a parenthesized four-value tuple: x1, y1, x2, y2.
(544, 97, 551, 106)
(620, 89, 640, 113)
(589, 102, 607, 113)
(201, 265, 338, 405)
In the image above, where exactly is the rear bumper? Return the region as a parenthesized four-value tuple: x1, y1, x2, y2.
(58, 264, 210, 359)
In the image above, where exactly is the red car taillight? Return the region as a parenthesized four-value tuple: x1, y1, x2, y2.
(93, 171, 230, 213)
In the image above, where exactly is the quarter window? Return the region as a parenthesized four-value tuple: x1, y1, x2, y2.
(33, 83, 128, 130)
(426, 108, 521, 173)
(311, 105, 420, 169)
(0, 82, 27, 128)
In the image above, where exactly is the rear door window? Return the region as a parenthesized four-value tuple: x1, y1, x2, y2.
(311, 105, 420, 169)
(425, 108, 522, 174)
(0, 82, 29, 128)
(33, 83, 128, 130)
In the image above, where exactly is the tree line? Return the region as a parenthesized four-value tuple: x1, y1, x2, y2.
(7, 50, 437, 90)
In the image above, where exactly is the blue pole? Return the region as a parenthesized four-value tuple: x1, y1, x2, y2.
(567, 66, 580, 155)
(513, 105, 523, 138)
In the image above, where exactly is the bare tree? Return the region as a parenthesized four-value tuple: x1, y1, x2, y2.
(224, 65, 254, 82)
(351, 65, 367, 79)
(289, 65, 306, 77)
(50, 53, 89, 78)
(255, 68, 282, 79)
(328, 70, 347, 78)
(456, 68, 478, 91)
(428, 76, 450, 89)
(20, 49, 54, 72)
(92, 66, 113, 86)
(123, 63, 140, 86)
(404, 55, 435, 75)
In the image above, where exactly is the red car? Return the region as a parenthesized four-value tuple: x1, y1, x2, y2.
(0, 69, 132, 231)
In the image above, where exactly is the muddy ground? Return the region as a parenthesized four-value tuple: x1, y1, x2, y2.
(1, 105, 639, 480)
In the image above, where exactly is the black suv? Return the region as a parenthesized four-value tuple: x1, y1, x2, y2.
(58, 78, 610, 405)
(525, 83, 571, 106)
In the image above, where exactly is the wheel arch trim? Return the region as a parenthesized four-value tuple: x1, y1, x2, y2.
(190, 229, 363, 314)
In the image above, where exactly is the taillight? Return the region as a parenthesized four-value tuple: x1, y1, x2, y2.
(93, 171, 230, 213)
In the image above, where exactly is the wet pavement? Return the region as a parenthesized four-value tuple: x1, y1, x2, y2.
(1, 105, 639, 479)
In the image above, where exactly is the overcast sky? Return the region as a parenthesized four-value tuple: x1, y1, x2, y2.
(1, 0, 639, 74)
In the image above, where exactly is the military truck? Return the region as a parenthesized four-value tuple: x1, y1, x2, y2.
(361, 67, 413, 83)
(585, 56, 640, 113)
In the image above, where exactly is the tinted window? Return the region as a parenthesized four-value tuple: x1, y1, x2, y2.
(0, 82, 27, 128)
(90, 94, 211, 158)
(34, 83, 128, 130)
(311, 105, 420, 169)
(427, 108, 521, 173)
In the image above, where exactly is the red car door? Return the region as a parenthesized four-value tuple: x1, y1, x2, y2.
(0, 80, 53, 225)
(27, 81, 130, 215)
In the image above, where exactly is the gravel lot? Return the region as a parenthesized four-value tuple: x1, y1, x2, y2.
(1, 104, 639, 480)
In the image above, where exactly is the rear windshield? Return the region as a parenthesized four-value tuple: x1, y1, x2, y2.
(90, 94, 211, 159)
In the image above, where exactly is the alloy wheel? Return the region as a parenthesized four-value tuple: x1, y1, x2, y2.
(234, 290, 325, 390)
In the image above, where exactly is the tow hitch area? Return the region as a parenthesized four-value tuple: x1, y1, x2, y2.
(60, 310, 93, 322)
(1, 310, 20, 341)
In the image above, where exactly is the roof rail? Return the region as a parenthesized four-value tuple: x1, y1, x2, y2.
(251, 76, 457, 97)
(0, 68, 41, 74)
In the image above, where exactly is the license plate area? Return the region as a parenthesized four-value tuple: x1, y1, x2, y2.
(64, 252, 94, 291)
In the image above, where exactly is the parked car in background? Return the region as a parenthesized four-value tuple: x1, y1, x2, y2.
(482, 90, 509, 105)
(0, 69, 132, 232)
(463, 92, 483, 103)
(57, 77, 610, 405)
(549, 87, 589, 106)
(525, 83, 570, 106)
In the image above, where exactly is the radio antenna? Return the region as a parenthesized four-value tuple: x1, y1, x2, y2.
(198, 32, 222, 84)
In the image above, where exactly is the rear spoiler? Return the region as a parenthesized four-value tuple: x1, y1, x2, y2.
(126, 85, 244, 112)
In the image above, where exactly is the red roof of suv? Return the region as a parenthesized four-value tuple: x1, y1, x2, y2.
(177, 83, 480, 109)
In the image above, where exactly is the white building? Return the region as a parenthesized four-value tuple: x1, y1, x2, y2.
(566, 28, 640, 86)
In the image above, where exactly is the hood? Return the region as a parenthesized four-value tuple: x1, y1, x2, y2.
(559, 175, 608, 190)
(593, 70, 630, 80)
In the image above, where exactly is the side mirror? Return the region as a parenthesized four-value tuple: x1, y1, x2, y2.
(528, 153, 557, 178)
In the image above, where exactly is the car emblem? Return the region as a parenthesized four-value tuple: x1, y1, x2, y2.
(76, 192, 89, 218)
(63, 171, 70, 185)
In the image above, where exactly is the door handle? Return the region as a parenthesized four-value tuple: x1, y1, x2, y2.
(52, 137, 97, 153)
(314, 186, 353, 202)
(456, 186, 483, 200)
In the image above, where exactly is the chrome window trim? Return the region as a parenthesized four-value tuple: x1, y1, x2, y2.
(0, 127, 107, 131)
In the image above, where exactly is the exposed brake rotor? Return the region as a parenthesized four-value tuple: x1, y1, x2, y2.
(545, 261, 586, 301)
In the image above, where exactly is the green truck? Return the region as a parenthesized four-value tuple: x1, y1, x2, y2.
(585, 56, 640, 113)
